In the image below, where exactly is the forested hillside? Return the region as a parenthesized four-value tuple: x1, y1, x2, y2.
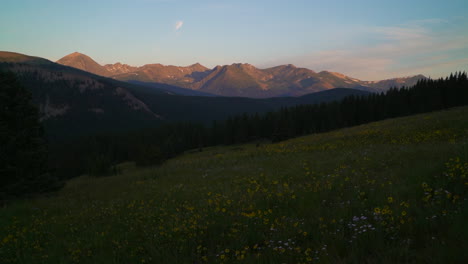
(51, 72, 467, 179)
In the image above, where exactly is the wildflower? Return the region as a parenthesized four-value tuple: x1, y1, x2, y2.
(387, 197, 393, 203)
(241, 211, 256, 218)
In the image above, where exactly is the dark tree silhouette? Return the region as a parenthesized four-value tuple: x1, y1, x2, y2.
(0, 71, 60, 200)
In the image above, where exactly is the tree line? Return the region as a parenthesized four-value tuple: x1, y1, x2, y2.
(214, 72, 468, 144)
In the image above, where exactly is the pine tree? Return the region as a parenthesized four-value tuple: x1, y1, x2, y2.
(0, 71, 60, 201)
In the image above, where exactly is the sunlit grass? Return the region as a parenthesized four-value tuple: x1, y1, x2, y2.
(1, 107, 467, 263)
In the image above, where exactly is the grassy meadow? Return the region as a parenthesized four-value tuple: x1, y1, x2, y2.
(1, 107, 468, 263)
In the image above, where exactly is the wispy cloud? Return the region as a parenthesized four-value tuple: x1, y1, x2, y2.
(175, 20, 184, 31)
(264, 19, 468, 80)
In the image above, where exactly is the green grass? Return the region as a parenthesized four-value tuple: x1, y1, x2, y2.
(1, 107, 468, 264)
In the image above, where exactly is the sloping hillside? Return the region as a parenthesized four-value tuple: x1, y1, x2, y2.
(0, 51, 164, 139)
(1, 107, 467, 263)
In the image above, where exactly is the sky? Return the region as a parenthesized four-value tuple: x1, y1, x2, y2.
(1, 0, 467, 80)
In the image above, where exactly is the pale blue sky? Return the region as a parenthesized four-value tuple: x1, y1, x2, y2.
(1, 0, 467, 80)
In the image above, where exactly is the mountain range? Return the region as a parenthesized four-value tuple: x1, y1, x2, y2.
(0, 51, 370, 140)
(57, 52, 426, 98)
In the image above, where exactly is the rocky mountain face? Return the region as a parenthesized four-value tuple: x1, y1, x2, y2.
(362, 75, 428, 90)
(57, 52, 210, 86)
(112, 62, 210, 88)
(103, 63, 138, 75)
(57, 52, 426, 98)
